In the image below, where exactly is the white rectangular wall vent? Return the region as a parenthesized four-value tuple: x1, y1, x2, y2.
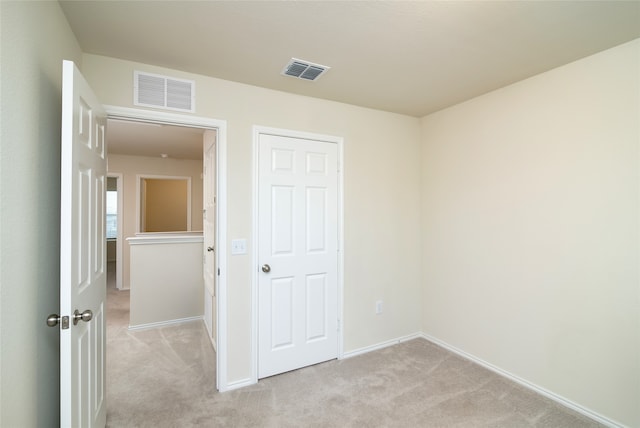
(281, 58, 330, 81)
(134, 71, 195, 112)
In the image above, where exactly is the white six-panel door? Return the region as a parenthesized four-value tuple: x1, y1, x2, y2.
(258, 133, 338, 378)
(60, 60, 107, 427)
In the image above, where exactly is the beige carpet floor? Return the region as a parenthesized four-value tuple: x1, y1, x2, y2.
(106, 268, 603, 428)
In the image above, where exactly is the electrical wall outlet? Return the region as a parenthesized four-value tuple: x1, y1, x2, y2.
(375, 300, 383, 315)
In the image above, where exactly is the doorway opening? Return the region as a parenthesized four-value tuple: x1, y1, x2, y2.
(103, 105, 228, 393)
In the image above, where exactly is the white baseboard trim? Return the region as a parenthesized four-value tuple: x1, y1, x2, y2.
(341, 332, 423, 359)
(128, 315, 204, 331)
(418, 333, 624, 428)
(221, 377, 255, 392)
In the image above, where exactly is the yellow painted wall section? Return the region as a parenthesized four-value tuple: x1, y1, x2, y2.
(143, 178, 188, 232)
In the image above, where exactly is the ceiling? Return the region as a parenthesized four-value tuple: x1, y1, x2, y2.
(62, 1, 639, 160)
(107, 119, 206, 160)
(60, 1, 640, 118)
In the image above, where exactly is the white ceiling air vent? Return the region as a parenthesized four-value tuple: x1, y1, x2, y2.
(281, 58, 330, 81)
(134, 71, 195, 113)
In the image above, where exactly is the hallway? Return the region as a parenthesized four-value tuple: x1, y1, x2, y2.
(106, 264, 217, 426)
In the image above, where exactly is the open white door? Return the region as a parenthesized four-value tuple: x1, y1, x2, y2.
(203, 130, 217, 346)
(60, 60, 107, 427)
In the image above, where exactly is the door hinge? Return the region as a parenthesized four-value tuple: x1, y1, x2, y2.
(217, 268, 220, 276)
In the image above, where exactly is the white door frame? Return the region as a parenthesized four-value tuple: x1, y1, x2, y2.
(103, 105, 230, 391)
(251, 125, 345, 385)
(107, 172, 124, 290)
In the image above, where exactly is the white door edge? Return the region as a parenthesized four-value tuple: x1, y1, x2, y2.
(251, 125, 345, 385)
(103, 105, 229, 391)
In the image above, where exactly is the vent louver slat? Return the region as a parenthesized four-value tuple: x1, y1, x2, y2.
(281, 58, 329, 81)
(137, 74, 165, 106)
(166, 79, 193, 111)
(300, 66, 325, 80)
(134, 71, 195, 112)
(285, 62, 309, 77)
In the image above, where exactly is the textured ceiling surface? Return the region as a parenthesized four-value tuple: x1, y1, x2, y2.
(61, 1, 640, 118)
(107, 119, 205, 160)
(61, 1, 640, 158)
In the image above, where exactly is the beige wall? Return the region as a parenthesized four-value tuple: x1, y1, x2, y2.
(421, 39, 639, 427)
(84, 54, 423, 383)
(107, 154, 203, 289)
(0, 1, 83, 426)
(129, 238, 204, 328)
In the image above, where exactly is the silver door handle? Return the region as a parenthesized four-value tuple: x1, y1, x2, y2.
(46, 314, 70, 329)
(46, 314, 61, 327)
(261, 264, 271, 273)
(73, 309, 93, 325)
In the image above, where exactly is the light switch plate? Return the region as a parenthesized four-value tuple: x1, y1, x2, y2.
(231, 239, 247, 255)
